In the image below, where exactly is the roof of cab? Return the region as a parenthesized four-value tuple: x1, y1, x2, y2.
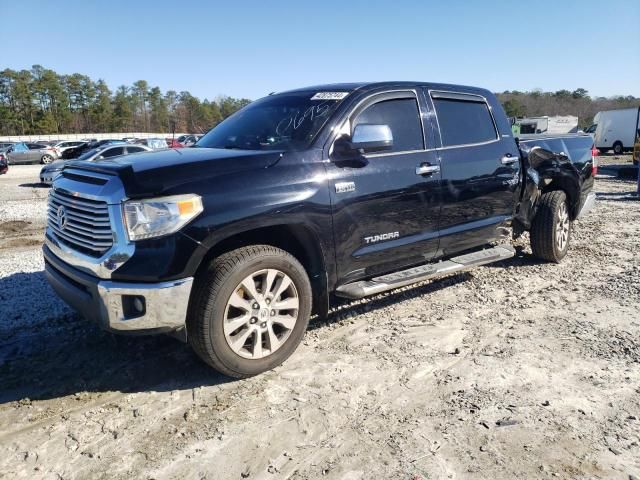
(277, 81, 493, 98)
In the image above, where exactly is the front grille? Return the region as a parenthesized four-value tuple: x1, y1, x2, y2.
(47, 189, 114, 256)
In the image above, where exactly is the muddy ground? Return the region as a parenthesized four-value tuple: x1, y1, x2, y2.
(0, 159, 639, 480)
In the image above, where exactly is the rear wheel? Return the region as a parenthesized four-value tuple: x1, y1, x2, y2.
(187, 245, 312, 378)
(612, 141, 623, 155)
(41, 154, 54, 164)
(530, 190, 572, 263)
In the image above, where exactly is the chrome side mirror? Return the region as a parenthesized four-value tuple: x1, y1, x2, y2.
(351, 124, 393, 153)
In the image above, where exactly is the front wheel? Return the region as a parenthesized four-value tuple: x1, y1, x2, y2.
(530, 190, 572, 263)
(187, 245, 312, 378)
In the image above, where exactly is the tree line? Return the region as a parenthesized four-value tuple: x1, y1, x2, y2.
(497, 88, 640, 129)
(0, 65, 251, 136)
(1, 66, 639, 136)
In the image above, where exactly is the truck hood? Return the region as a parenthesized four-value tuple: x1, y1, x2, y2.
(66, 147, 283, 197)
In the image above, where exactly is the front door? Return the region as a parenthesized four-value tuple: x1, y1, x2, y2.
(325, 91, 441, 284)
(8, 143, 29, 164)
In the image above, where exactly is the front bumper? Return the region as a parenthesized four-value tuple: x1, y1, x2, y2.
(40, 171, 61, 185)
(44, 245, 193, 334)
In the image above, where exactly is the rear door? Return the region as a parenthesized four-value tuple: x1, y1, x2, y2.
(26, 143, 45, 163)
(429, 90, 520, 256)
(325, 90, 441, 283)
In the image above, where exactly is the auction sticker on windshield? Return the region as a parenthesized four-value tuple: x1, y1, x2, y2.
(311, 92, 350, 101)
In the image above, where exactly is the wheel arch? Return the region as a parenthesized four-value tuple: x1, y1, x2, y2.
(195, 224, 330, 318)
(540, 175, 581, 220)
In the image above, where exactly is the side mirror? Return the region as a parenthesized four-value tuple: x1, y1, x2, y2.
(95, 155, 104, 160)
(351, 124, 393, 153)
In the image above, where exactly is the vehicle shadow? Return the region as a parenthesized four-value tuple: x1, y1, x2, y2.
(0, 271, 229, 404)
(19, 182, 48, 188)
(314, 271, 474, 331)
(596, 191, 639, 202)
(0, 252, 540, 404)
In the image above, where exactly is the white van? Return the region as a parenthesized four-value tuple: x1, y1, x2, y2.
(589, 107, 640, 154)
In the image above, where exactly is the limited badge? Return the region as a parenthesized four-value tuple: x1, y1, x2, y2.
(311, 92, 349, 101)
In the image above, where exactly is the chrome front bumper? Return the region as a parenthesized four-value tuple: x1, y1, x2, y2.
(577, 192, 596, 218)
(44, 245, 192, 334)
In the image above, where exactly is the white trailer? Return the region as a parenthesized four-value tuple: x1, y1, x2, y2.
(590, 107, 640, 154)
(516, 116, 579, 135)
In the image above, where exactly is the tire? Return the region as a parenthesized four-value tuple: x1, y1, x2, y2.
(41, 154, 54, 164)
(612, 142, 623, 155)
(530, 190, 572, 263)
(187, 245, 312, 378)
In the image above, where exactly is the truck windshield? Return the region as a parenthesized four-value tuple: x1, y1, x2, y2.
(196, 91, 349, 151)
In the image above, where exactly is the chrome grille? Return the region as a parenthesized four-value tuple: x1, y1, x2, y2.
(47, 189, 113, 256)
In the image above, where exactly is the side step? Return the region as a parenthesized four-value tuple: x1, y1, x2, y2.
(335, 245, 515, 299)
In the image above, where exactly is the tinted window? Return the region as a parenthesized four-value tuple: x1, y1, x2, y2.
(126, 146, 146, 153)
(27, 143, 43, 149)
(101, 147, 125, 158)
(433, 98, 497, 147)
(198, 92, 347, 151)
(353, 98, 423, 152)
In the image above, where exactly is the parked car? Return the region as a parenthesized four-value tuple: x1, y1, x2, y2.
(134, 138, 168, 149)
(52, 140, 86, 157)
(1, 142, 59, 164)
(0, 152, 8, 174)
(177, 134, 202, 146)
(62, 139, 126, 159)
(588, 107, 640, 154)
(44, 81, 596, 378)
(40, 144, 152, 185)
(166, 138, 184, 148)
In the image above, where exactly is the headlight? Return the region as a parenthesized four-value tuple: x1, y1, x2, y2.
(123, 194, 203, 241)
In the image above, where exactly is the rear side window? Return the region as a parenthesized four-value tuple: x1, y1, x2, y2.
(433, 98, 497, 147)
(101, 147, 124, 158)
(126, 146, 146, 153)
(354, 98, 424, 152)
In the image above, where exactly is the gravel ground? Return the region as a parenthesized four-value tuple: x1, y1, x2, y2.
(0, 160, 639, 480)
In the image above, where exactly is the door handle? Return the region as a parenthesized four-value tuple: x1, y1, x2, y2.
(501, 155, 518, 165)
(415, 164, 440, 176)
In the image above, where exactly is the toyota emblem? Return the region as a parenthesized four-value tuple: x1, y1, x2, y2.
(57, 206, 68, 230)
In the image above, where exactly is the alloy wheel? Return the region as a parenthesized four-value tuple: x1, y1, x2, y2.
(556, 201, 570, 252)
(223, 268, 299, 359)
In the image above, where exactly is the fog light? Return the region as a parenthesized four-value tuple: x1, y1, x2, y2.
(122, 295, 146, 319)
(133, 297, 144, 313)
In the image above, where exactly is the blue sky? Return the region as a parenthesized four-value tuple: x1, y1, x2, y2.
(2, 0, 639, 100)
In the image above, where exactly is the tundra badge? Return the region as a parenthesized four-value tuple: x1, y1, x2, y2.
(335, 182, 356, 193)
(364, 232, 400, 244)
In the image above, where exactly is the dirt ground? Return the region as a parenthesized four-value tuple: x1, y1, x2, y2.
(0, 158, 639, 480)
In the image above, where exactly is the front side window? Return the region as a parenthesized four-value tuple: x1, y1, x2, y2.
(197, 91, 348, 151)
(353, 98, 424, 153)
(433, 97, 497, 147)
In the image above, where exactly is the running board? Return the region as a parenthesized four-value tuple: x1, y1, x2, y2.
(335, 245, 515, 299)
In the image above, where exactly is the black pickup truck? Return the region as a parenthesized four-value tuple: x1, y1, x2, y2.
(43, 82, 597, 378)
